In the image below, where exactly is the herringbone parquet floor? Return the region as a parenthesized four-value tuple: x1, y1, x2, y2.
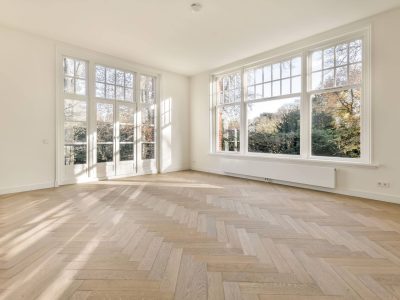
(1, 171, 400, 299)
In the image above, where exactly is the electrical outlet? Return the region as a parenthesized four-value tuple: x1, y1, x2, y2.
(377, 182, 390, 188)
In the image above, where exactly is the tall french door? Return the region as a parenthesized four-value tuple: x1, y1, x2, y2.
(59, 56, 158, 184)
(93, 100, 137, 178)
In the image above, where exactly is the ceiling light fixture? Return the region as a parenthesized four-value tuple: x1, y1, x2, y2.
(190, 2, 202, 12)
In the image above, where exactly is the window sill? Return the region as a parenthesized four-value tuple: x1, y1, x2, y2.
(208, 152, 378, 168)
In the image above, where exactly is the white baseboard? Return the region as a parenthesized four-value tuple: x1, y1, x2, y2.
(190, 166, 400, 206)
(0, 181, 55, 196)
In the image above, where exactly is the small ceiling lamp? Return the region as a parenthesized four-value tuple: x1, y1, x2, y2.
(190, 2, 202, 12)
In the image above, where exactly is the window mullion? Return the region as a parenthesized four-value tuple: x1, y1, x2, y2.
(240, 67, 246, 155)
(300, 52, 310, 159)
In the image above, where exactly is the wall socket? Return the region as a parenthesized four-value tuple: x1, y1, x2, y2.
(377, 181, 390, 188)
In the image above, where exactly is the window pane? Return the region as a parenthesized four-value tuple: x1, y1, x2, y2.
(216, 105, 240, 152)
(335, 66, 348, 86)
(97, 103, 113, 122)
(311, 71, 322, 90)
(64, 99, 86, 122)
(349, 63, 362, 85)
(116, 70, 125, 86)
(312, 50, 322, 71)
(263, 82, 271, 98)
(248, 98, 300, 154)
(64, 77, 74, 94)
(125, 73, 134, 88)
(142, 143, 155, 160)
(247, 86, 255, 100)
(64, 122, 87, 143)
(255, 68, 263, 84)
(97, 144, 113, 162)
(64, 145, 86, 165)
(323, 69, 334, 88)
(96, 66, 106, 82)
(120, 125, 134, 142)
(282, 78, 290, 95)
(291, 76, 301, 93)
(228, 90, 235, 103)
(272, 81, 280, 97)
(106, 84, 115, 99)
(291, 57, 301, 76)
(75, 60, 86, 78)
(120, 143, 133, 161)
(63, 58, 74, 76)
(75, 79, 86, 95)
(349, 40, 362, 63)
(281, 60, 290, 78)
(272, 63, 280, 80)
(142, 126, 155, 142)
(96, 83, 105, 98)
(255, 84, 263, 99)
(263, 66, 271, 82)
(234, 89, 241, 102)
(125, 88, 134, 101)
(312, 88, 360, 158)
(335, 43, 348, 66)
(323, 47, 334, 69)
(97, 123, 113, 142)
(140, 75, 156, 103)
(106, 68, 116, 84)
(247, 69, 255, 85)
(142, 107, 155, 124)
(119, 105, 134, 123)
(116, 86, 124, 100)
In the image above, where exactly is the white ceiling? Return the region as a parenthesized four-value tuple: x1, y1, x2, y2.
(0, 0, 399, 75)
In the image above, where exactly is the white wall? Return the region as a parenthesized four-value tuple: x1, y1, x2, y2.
(0, 25, 190, 194)
(190, 8, 400, 204)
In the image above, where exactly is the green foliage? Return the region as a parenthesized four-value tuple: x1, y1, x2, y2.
(248, 105, 300, 155)
(247, 88, 360, 158)
(312, 89, 360, 158)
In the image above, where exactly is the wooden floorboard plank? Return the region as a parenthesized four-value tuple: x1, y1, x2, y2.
(1, 170, 400, 299)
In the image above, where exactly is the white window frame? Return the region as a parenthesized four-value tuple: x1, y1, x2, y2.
(55, 45, 161, 185)
(209, 27, 371, 165)
(61, 56, 89, 168)
(211, 70, 242, 154)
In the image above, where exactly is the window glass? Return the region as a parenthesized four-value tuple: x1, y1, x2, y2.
(245, 56, 302, 100)
(310, 39, 362, 90)
(312, 88, 361, 158)
(96, 65, 135, 102)
(248, 98, 300, 155)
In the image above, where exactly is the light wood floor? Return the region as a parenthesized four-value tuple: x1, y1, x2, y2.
(1, 171, 400, 299)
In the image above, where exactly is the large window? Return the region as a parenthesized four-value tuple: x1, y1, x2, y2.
(63, 57, 88, 165)
(211, 32, 369, 162)
(246, 57, 302, 155)
(310, 39, 363, 159)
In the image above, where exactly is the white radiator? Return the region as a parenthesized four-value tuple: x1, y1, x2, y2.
(221, 158, 336, 188)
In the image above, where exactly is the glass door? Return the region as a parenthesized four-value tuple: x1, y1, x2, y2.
(92, 65, 143, 178)
(61, 59, 158, 182)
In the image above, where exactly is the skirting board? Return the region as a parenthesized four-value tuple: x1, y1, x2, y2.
(0, 181, 55, 196)
(190, 166, 400, 206)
